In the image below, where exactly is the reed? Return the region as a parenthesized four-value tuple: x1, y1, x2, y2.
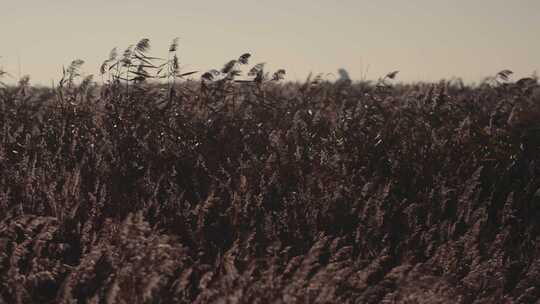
(0, 39, 539, 303)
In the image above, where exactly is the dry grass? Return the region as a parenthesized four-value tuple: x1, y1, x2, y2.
(1, 39, 540, 303)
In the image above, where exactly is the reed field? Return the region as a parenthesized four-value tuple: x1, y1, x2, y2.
(1, 39, 540, 303)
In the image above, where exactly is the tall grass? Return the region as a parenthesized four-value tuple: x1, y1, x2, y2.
(1, 38, 540, 303)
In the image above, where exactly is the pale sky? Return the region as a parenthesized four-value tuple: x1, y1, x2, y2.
(1, 0, 539, 85)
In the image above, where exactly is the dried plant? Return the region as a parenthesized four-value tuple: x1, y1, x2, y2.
(0, 38, 540, 304)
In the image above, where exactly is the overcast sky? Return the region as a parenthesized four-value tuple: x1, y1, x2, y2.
(1, 0, 539, 85)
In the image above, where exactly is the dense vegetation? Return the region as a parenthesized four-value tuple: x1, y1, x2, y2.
(1, 39, 540, 303)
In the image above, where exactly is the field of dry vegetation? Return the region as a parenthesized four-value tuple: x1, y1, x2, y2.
(1, 39, 540, 303)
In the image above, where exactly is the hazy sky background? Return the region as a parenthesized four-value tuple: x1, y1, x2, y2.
(1, 0, 539, 85)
